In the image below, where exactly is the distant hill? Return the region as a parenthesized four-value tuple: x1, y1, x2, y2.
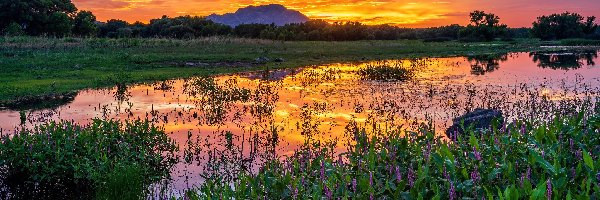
(206, 4, 309, 27)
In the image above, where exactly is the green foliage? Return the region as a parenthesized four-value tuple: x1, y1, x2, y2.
(187, 113, 600, 199)
(0, 0, 77, 36)
(357, 61, 416, 81)
(532, 12, 599, 40)
(0, 120, 178, 199)
(2, 22, 24, 36)
(94, 164, 146, 200)
(459, 10, 508, 42)
(73, 11, 98, 37)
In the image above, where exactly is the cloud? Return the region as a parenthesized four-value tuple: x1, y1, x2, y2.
(72, 0, 600, 27)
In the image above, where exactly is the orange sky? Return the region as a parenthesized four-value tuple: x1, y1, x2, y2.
(72, 0, 600, 28)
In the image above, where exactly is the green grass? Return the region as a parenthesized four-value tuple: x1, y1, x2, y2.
(0, 36, 554, 104)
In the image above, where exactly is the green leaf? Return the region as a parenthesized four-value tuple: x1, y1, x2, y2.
(582, 149, 594, 171)
(530, 149, 556, 175)
(469, 132, 479, 150)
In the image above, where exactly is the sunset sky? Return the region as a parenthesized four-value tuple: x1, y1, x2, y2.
(72, 0, 600, 28)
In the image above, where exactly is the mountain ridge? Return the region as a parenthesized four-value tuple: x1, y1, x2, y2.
(206, 4, 310, 27)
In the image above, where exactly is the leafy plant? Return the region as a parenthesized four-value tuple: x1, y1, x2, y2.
(0, 119, 178, 199)
(187, 112, 600, 199)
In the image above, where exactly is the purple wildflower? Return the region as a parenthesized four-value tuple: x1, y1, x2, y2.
(369, 171, 373, 186)
(351, 178, 357, 191)
(291, 184, 298, 199)
(470, 166, 481, 183)
(408, 167, 415, 187)
(546, 179, 552, 200)
(569, 139, 574, 151)
(395, 166, 402, 182)
(473, 147, 482, 161)
(324, 185, 332, 200)
(520, 124, 526, 135)
(449, 181, 456, 200)
(443, 165, 449, 180)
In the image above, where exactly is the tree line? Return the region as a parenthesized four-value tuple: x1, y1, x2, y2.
(1, 0, 598, 41)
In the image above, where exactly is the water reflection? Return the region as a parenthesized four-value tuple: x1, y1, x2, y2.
(530, 50, 598, 70)
(1, 52, 599, 195)
(467, 53, 510, 75)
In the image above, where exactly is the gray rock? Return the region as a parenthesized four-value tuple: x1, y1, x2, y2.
(446, 108, 503, 137)
(274, 58, 285, 62)
(255, 57, 270, 64)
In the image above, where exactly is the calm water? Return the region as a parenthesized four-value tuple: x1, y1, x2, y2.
(1, 51, 599, 193)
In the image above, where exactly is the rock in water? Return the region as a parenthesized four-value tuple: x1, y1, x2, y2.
(446, 108, 503, 137)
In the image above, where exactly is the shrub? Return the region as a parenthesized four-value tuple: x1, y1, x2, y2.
(0, 119, 178, 199)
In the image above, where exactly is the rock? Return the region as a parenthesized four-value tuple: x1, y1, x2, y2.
(446, 108, 503, 137)
(255, 57, 270, 64)
(274, 58, 285, 62)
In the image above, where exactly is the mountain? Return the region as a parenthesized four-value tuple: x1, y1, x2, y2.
(206, 4, 309, 27)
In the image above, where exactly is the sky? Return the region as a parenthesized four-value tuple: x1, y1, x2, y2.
(71, 0, 600, 28)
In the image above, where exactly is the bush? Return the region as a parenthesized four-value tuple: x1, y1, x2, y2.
(0, 119, 178, 199)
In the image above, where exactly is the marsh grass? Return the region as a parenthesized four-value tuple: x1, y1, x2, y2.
(357, 60, 418, 81)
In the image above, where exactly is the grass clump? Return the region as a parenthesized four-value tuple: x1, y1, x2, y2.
(0, 119, 178, 199)
(357, 61, 415, 81)
(188, 113, 599, 199)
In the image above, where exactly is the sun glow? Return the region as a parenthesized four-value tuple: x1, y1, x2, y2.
(72, 0, 600, 27)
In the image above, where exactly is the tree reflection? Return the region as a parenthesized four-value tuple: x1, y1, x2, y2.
(467, 53, 510, 75)
(530, 50, 598, 70)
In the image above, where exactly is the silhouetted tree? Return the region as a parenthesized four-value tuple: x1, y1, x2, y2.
(532, 12, 598, 40)
(459, 11, 508, 41)
(72, 11, 97, 37)
(0, 0, 77, 36)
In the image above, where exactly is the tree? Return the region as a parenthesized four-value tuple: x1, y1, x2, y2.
(73, 11, 97, 37)
(0, 0, 77, 35)
(459, 11, 508, 41)
(2, 22, 24, 36)
(532, 12, 598, 40)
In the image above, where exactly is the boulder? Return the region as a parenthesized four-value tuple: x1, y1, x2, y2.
(446, 108, 503, 137)
(254, 57, 270, 64)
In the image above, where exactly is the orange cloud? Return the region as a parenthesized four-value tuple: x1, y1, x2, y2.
(73, 0, 600, 28)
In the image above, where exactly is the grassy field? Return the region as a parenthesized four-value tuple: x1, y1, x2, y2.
(0, 36, 576, 104)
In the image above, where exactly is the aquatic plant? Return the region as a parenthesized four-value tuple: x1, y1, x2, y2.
(357, 61, 415, 81)
(0, 119, 178, 199)
(187, 112, 599, 199)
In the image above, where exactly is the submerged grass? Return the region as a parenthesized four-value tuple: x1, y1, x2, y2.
(188, 112, 600, 199)
(0, 37, 550, 103)
(0, 119, 178, 199)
